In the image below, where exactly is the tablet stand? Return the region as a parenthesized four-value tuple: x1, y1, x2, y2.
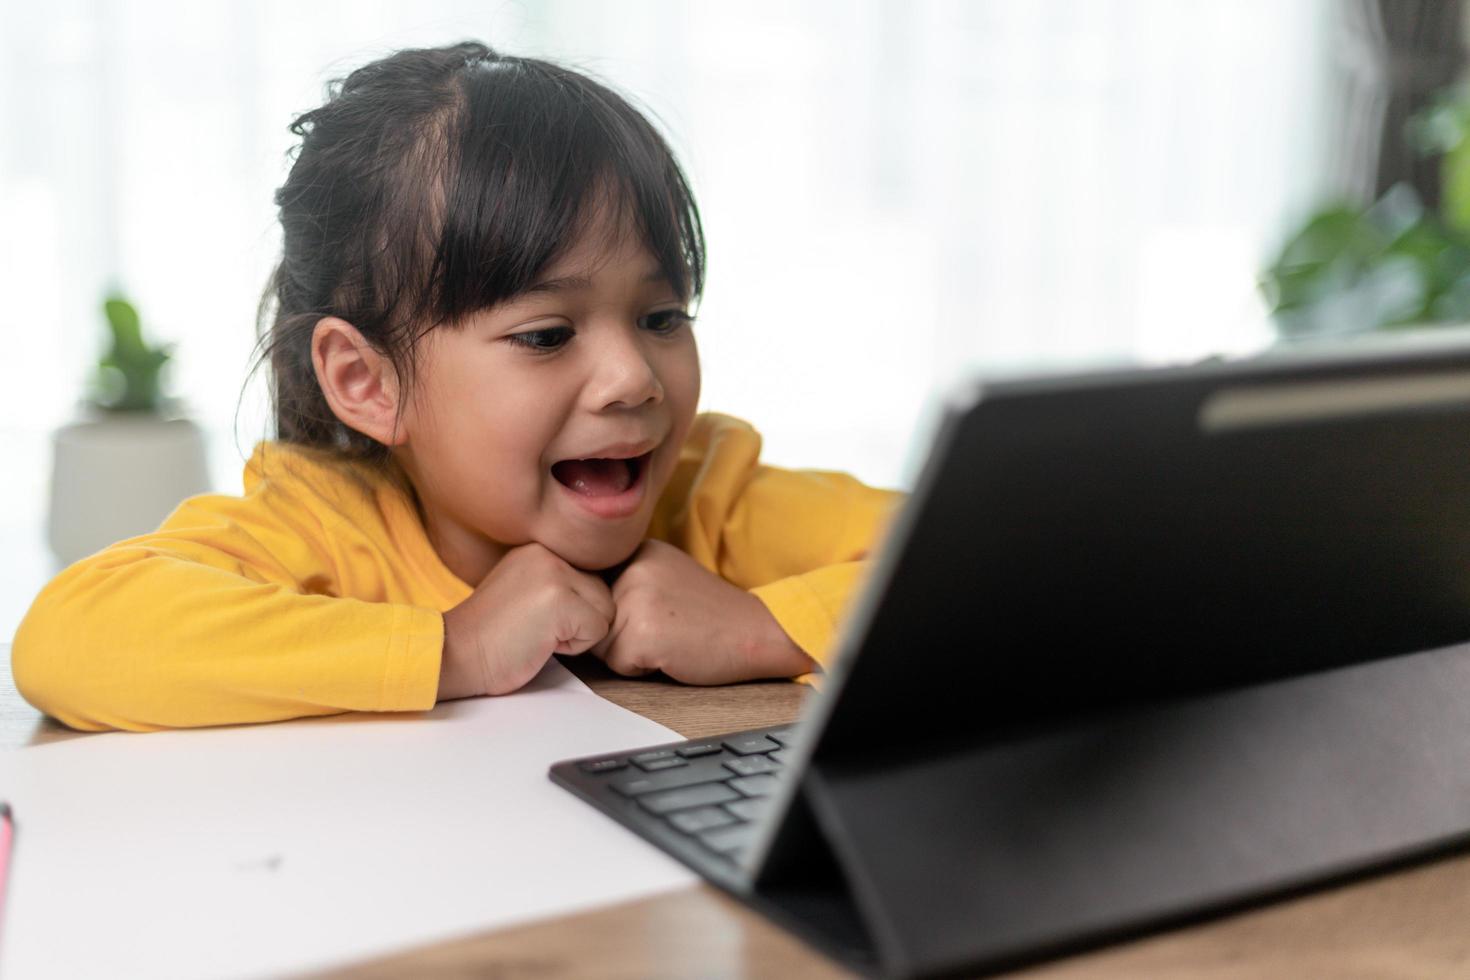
(750, 641, 1470, 978)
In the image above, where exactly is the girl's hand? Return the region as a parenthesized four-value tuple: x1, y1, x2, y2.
(590, 540, 816, 685)
(438, 543, 614, 699)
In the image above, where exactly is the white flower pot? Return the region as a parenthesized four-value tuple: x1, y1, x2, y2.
(47, 412, 211, 566)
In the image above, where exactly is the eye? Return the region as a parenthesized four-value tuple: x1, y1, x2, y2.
(506, 326, 573, 353)
(639, 309, 693, 336)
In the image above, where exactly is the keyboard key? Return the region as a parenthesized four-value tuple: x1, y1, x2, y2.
(639, 782, 741, 815)
(632, 749, 676, 764)
(578, 757, 628, 774)
(724, 755, 781, 777)
(698, 823, 756, 857)
(611, 758, 731, 796)
(728, 774, 780, 797)
(724, 797, 769, 821)
(675, 743, 722, 758)
(636, 756, 688, 772)
(668, 806, 739, 834)
(723, 735, 780, 756)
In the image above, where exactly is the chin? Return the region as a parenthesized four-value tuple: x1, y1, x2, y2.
(546, 534, 644, 573)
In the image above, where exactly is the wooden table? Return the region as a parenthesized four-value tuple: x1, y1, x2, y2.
(6, 650, 1470, 979)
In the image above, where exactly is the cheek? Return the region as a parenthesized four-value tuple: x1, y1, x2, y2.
(662, 337, 701, 413)
(655, 343, 701, 485)
(420, 362, 565, 481)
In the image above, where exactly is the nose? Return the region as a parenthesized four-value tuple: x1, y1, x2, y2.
(586, 327, 663, 411)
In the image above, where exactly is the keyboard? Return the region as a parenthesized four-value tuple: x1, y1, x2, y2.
(549, 724, 795, 887)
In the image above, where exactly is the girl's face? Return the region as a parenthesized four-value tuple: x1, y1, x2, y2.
(395, 223, 701, 581)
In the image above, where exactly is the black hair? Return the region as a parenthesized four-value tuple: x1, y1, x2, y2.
(251, 41, 705, 464)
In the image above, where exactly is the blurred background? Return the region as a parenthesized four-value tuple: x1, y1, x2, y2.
(2, 0, 1468, 638)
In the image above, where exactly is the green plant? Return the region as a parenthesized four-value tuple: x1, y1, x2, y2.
(93, 295, 172, 412)
(1411, 83, 1470, 236)
(1261, 84, 1470, 338)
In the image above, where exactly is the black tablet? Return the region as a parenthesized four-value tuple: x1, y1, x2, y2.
(557, 335, 1470, 979)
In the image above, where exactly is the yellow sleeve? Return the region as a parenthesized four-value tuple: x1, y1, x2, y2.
(12, 489, 444, 733)
(663, 415, 903, 674)
(731, 467, 901, 675)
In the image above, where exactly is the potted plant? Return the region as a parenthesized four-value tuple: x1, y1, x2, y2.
(1260, 84, 1470, 339)
(46, 295, 211, 566)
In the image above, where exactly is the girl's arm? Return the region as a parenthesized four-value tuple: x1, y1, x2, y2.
(12, 492, 445, 732)
(703, 464, 902, 676)
(644, 414, 905, 678)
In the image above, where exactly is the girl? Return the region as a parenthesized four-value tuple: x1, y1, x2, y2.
(12, 42, 900, 732)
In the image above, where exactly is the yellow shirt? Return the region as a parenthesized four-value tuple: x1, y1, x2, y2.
(14, 414, 901, 732)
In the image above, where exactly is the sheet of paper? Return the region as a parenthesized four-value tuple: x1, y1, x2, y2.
(0, 659, 697, 979)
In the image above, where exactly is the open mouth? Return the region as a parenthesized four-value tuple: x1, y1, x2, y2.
(551, 452, 651, 497)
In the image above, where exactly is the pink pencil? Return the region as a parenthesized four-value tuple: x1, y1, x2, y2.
(0, 802, 10, 936)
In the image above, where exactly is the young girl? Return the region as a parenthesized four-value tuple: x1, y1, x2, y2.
(12, 42, 900, 732)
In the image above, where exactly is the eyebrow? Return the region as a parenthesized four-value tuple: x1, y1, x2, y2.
(523, 268, 669, 295)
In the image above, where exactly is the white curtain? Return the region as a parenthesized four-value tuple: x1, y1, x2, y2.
(0, 0, 1331, 632)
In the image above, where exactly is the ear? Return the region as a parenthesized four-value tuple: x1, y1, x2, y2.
(311, 317, 407, 447)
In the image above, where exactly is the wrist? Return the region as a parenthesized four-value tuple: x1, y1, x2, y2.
(742, 594, 818, 679)
(437, 607, 487, 701)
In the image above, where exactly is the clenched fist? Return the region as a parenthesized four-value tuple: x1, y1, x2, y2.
(438, 543, 614, 699)
(590, 540, 815, 685)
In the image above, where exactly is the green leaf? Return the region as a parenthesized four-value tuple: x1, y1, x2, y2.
(1444, 140, 1470, 235)
(103, 297, 144, 352)
(95, 295, 171, 412)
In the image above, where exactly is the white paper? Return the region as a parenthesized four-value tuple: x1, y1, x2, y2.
(0, 659, 697, 979)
